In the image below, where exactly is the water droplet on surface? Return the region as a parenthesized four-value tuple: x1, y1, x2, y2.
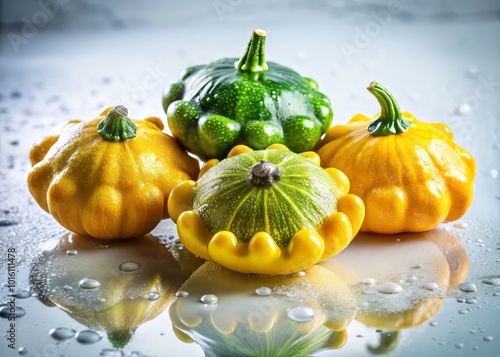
(119, 261, 141, 272)
(66, 249, 78, 255)
(200, 294, 218, 304)
(377, 282, 403, 294)
(469, 329, 477, 334)
(483, 335, 493, 341)
(255, 287, 272, 296)
(18, 347, 27, 355)
(97, 244, 109, 249)
(296, 271, 306, 277)
(453, 222, 468, 229)
(412, 265, 423, 270)
(175, 291, 189, 298)
(49, 327, 76, 341)
(10, 290, 31, 299)
(362, 278, 376, 285)
(406, 275, 417, 283)
(76, 330, 102, 344)
(99, 349, 124, 357)
(287, 306, 315, 323)
(458, 309, 469, 314)
(465, 298, 477, 304)
(145, 292, 161, 301)
(63, 285, 74, 291)
(0, 306, 26, 318)
(455, 343, 464, 349)
(489, 169, 498, 179)
(493, 292, 500, 296)
(438, 341, 447, 346)
(457, 297, 465, 303)
(79, 277, 100, 289)
(430, 321, 438, 327)
(458, 282, 477, 292)
(423, 282, 440, 291)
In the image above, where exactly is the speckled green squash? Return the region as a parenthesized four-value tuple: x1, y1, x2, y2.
(193, 150, 341, 246)
(163, 29, 333, 160)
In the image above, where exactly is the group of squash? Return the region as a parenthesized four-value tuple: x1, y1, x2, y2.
(27, 29, 476, 275)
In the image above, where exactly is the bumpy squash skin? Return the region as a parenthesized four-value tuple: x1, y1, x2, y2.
(316, 84, 476, 234)
(28, 107, 200, 239)
(163, 30, 333, 160)
(168, 144, 365, 275)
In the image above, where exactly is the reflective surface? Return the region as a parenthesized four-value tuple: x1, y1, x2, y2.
(1, 1, 499, 356)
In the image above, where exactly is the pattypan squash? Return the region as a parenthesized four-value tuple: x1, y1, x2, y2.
(163, 29, 333, 160)
(28, 106, 200, 239)
(316, 82, 476, 234)
(168, 144, 365, 275)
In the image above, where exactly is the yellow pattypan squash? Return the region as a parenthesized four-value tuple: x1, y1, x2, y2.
(168, 144, 365, 275)
(316, 82, 476, 234)
(28, 106, 200, 239)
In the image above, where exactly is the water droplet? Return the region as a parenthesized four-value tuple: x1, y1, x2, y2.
(469, 329, 477, 334)
(377, 282, 403, 294)
(76, 330, 102, 344)
(430, 321, 438, 327)
(287, 306, 315, 323)
(489, 169, 498, 179)
(455, 342, 464, 349)
(483, 278, 500, 286)
(176, 243, 185, 251)
(200, 294, 218, 304)
(423, 282, 440, 291)
(362, 278, 376, 285)
(119, 261, 141, 272)
(458, 282, 477, 293)
(18, 347, 28, 355)
(453, 222, 468, 229)
(79, 277, 100, 289)
(457, 297, 466, 303)
(66, 249, 78, 255)
(0, 306, 26, 318)
(438, 341, 447, 346)
(406, 275, 417, 283)
(145, 292, 161, 301)
(63, 285, 74, 291)
(255, 287, 272, 296)
(458, 309, 469, 314)
(465, 298, 477, 304)
(493, 292, 500, 296)
(483, 335, 493, 341)
(49, 327, 76, 341)
(204, 303, 218, 311)
(97, 244, 109, 249)
(175, 291, 189, 298)
(412, 265, 423, 270)
(10, 289, 31, 299)
(99, 349, 124, 357)
(296, 271, 306, 277)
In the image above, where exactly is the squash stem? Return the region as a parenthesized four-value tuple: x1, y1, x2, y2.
(367, 82, 411, 136)
(97, 105, 137, 142)
(249, 160, 281, 187)
(235, 29, 269, 73)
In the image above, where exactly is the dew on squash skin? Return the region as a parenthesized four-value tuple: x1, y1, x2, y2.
(287, 306, 315, 323)
(255, 287, 272, 296)
(75, 330, 102, 344)
(406, 275, 417, 283)
(422, 282, 440, 291)
(200, 294, 218, 304)
(49, 327, 76, 341)
(145, 292, 161, 301)
(119, 261, 141, 272)
(376, 282, 403, 294)
(79, 278, 100, 289)
(175, 291, 189, 298)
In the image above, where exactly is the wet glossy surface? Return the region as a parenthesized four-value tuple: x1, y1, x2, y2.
(1, 1, 499, 356)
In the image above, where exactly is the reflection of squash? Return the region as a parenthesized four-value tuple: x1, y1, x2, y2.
(320, 228, 469, 354)
(170, 262, 356, 356)
(30, 233, 203, 348)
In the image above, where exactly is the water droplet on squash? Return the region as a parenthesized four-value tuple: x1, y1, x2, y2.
(362, 278, 376, 285)
(287, 306, 315, 323)
(49, 327, 76, 341)
(200, 294, 218, 304)
(406, 275, 417, 283)
(145, 292, 161, 301)
(79, 278, 100, 289)
(76, 330, 101, 344)
(255, 287, 272, 296)
(377, 282, 403, 294)
(119, 261, 141, 272)
(423, 282, 440, 291)
(175, 291, 189, 298)
(458, 282, 477, 292)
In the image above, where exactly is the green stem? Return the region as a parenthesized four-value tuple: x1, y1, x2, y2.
(235, 29, 268, 73)
(367, 82, 411, 136)
(97, 105, 136, 142)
